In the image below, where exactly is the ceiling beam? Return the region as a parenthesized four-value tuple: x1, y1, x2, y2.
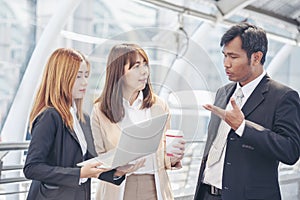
(245, 5, 300, 27)
(138, 0, 300, 46)
(216, 0, 256, 19)
(139, 0, 217, 22)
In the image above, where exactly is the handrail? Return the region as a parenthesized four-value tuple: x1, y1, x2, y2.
(280, 172, 300, 184)
(2, 164, 24, 171)
(0, 177, 28, 184)
(174, 195, 193, 200)
(0, 141, 30, 197)
(0, 141, 30, 151)
(0, 141, 299, 199)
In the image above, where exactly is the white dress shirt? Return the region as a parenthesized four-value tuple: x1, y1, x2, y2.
(120, 91, 156, 174)
(70, 102, 88, 185)
(203, 71, 267, 189)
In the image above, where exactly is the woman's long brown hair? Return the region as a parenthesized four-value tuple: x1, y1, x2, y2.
(29, 48, 90, 132)
(95, 43, 155, 123)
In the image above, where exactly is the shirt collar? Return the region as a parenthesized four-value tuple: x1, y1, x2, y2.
(236, 70, 266, 99)
(71, 101, 77, 114)
(123, 91, 144, 109)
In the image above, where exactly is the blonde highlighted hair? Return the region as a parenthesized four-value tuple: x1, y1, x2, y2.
(29, 48, 90, 132)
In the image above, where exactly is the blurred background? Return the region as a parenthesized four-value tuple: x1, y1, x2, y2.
(0, 0, 300, 199)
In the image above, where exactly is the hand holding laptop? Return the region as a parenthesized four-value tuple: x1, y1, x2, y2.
(78, 113, 168, 169)
(114, 158, 146, 177)
(80, 161, 111, 179)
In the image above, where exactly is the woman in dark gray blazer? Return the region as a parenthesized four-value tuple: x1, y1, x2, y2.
(23, 48, 126, 200)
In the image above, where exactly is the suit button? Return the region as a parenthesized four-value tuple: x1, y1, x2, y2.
(229, 137, 235, 141)
(226, 162, 231, 165)
(224, 186, 229, 190)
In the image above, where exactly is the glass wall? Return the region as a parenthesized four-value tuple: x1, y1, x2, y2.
(0, 0, 299, 199)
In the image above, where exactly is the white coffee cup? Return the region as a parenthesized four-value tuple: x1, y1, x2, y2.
(165, 129, 184, 157)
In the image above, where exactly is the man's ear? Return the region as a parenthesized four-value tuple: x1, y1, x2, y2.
(251, 51, 263, 65)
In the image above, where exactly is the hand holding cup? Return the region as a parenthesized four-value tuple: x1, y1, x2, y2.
(165, 130, 185, 165)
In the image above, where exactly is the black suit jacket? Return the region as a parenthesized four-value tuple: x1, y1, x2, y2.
(24, 108, 124, 200)
(194, 75, 300, 200)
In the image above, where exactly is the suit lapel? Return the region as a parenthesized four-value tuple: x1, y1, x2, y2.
(211, 83, 236, 131)
(80, 118, 97, 157)
(215, 85, 236, 108)
(67, 127, 79, 143)
(68, 116, 97, 157)
(242, 75, 269, 117)
(204, 83, 236, 157)
(204, 75, 269, 157)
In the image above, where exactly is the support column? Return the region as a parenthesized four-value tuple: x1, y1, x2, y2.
(267, 44, 295, 76)
(1, 0, 83, 199)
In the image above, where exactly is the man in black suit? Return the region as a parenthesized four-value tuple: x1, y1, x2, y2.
(194, 23, 300, 200)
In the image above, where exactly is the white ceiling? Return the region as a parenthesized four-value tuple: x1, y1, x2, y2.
(140, 0, 300, 45)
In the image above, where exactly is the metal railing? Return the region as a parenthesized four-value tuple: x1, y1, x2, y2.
(0, 142, 30, 197)
(0, 141, 300, 200)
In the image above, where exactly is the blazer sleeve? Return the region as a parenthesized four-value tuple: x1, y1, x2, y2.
(90, 105, 107, 155)
(83, 113, 124, 185)
(98, 169, 125, 185)
(23, 109, 81, 187)
(243, 90, 300, 165)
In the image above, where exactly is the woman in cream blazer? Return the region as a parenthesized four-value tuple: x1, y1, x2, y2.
(91, 43, 185, 200)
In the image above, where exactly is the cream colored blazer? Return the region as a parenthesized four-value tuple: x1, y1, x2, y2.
(91, 95, 181, 200)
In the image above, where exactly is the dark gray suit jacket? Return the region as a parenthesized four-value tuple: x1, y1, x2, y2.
(24, 108, 124, 200)
(194, 75, 300, 200)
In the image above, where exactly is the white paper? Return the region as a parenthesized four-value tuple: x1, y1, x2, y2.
(77, 113, 168, 169)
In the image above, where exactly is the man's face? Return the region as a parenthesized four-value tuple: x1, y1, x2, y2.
(222, 36, 257, 86)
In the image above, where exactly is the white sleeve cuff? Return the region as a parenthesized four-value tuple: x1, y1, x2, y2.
(79, 178, 88, 185)
(235, 120, 245, 137)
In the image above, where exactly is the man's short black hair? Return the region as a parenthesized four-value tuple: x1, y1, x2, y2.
(220, 23, 268, 65)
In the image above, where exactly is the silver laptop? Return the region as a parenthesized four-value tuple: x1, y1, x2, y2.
(78, 113, 168, 169)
